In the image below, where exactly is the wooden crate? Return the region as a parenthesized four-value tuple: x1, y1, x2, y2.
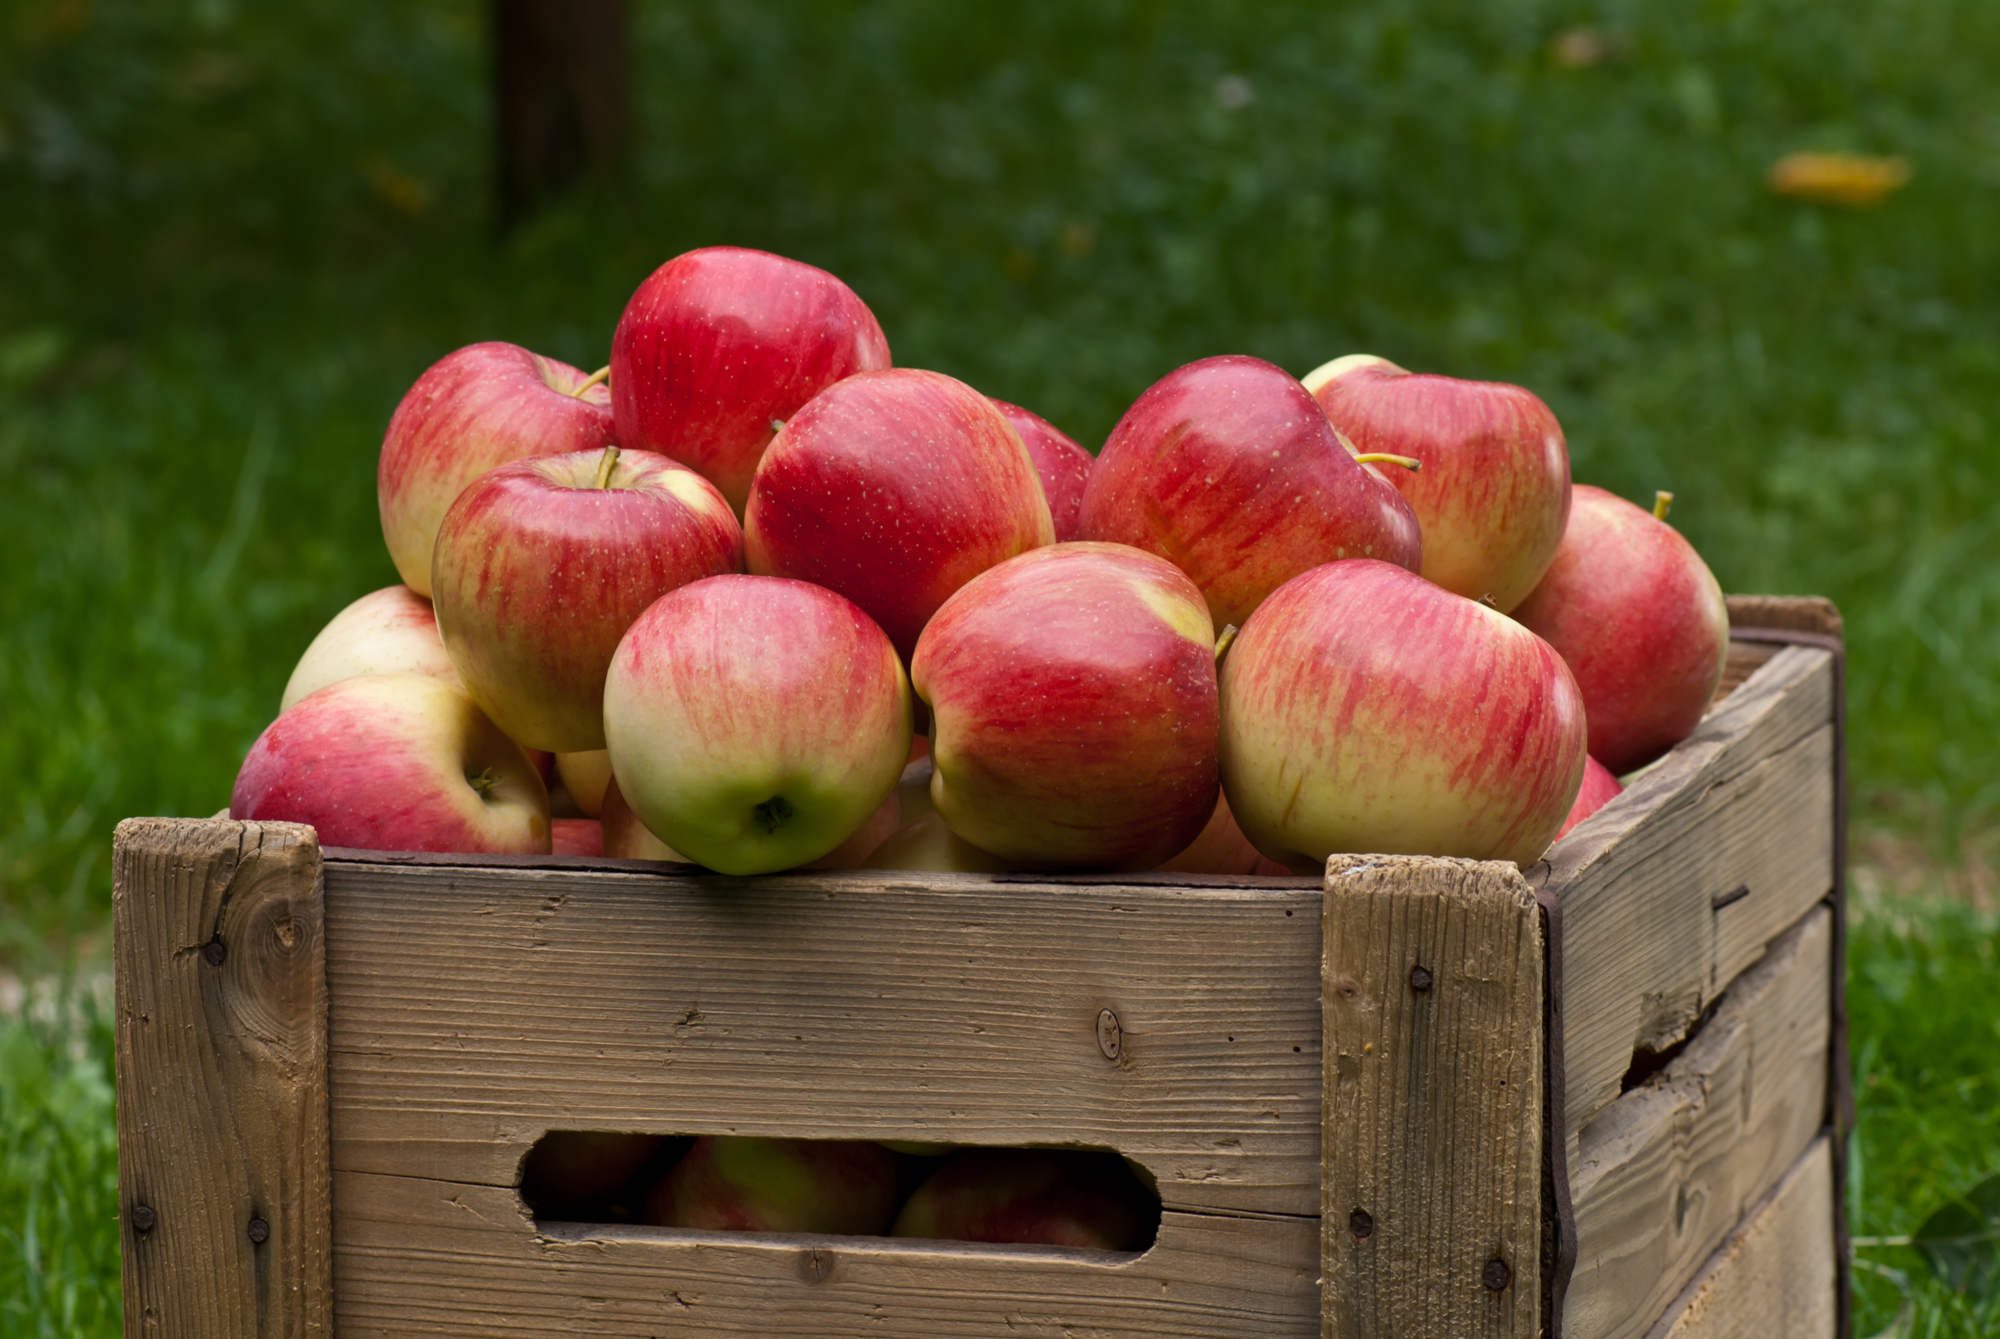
(113, 595, 1849, 1339)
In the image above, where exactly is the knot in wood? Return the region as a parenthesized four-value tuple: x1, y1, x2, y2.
(247, 1217, 271, 1245)
(202, 940, 227, 968)
(130, 1204, 156, 1233)
(1482, 1257, 1511, 1292)
(1348, 1208, 1373, 1240)
(1095, 1008, 1122, 1060)
(1408, 964, 1432, 993)
(795, 1246, 836, 1285)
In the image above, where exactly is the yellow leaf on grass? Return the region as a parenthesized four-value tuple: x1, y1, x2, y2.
(1767, 152, 1912, 207)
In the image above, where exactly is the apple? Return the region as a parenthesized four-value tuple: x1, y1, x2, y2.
(744, 368, 1054, 661)
(230, 673, 551, 853)
(378, 342, 616, 597)
(1510, 485, 1730, 774)
(1555, 756, 1625, 842)
(552, 818, 603, 857)
(896, 756, 937, 825)
(599, 776, 688, 862)
(891, 1149, 1154, 1251)
(1220, 559, 1587, 870)
(555, 750, 612, 818)
(602, 575, 913, 876)
(431, 446, 742, 754)
(798, 791, 902, 870)
(861, 811, 1019, 873)
(912, 543, 1220, 870)
(1079, 355, 1422, 632)
(520, 1131, 670, 1215)
(610, 246, 892, 514)
(992, 399, 1093, 542)
(644, 1136, 901, 1235)
(1153, 790, 1265, 875)
(1304, 354, 1571, 612)
(281, 584, 461, 712)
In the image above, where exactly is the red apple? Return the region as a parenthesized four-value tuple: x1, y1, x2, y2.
(1555, 756, 1625, 841)
(644, 1136, 900, 1235)
(1153, 790, 1265, 875)
(797, 791, 902, 871)
(378, 342, 616, 597)
(431, 446, 742, 754)
(992, 399, 1093, 542)
(892, 1149, 1154, 1251)
(601, 575, 913, 876)
(599, 776, 687, 862)
(1220, 560, 1587, 870)
(1510, 485, 1729, 774)
(281, 585, 461, 711)
(1079, 355, 1421, 632)
(610, 246, 892, 514)
(1304, 355, 1571, 612)
(744, 368, 1054, 661)
(230, 674, 551, 853)
(551, 818, 604, 857)
(912, 543, 1220, 870)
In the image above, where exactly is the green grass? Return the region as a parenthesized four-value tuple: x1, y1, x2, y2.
(2, 0, 1998, 1333)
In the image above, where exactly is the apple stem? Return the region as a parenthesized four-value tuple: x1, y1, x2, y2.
(592, 445, 622, 490)
(1352, 452, 1422, 471)
(573, 365, 611, 397)
(1214, 623, 1239, 666)
(1478, 593, 1500, 610)
(769, 418, 786, 435)
(1654, 490, 1674, 521)
(465, 767, 500, 798)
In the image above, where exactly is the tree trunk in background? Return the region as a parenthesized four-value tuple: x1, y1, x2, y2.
(491, 0, 632, 231)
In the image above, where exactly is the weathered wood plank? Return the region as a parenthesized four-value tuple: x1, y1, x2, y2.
(321, 864, 1325, 1215)
(113, 817, 333, 1339)
(330, 1168, 1318, 1338)
(1321, 855, 1543, 1339)
(1642, 1136, 1836, 1339)
(1566, 905, 1831, 1339)
(1527, 646, 1836, 1172)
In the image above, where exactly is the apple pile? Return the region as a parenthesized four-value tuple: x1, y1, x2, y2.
(232, 244, 1731, 877)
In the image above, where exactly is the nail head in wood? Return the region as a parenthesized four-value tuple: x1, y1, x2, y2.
(1349, 1208, 1373, 1240)
(202, 939, 227, 968)
(1483, 1257, 1511, 1292)
(1408, 964, 1432, 993)
(1095, 1008, 1122, 1060)
(130, 1204, 155, 1233)
(248, 1217, 270, 1245)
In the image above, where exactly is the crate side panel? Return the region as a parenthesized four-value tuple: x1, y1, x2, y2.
(1566, 906, 1831, 1339)
(1640, 1136, 1836, 1339)
(329, 1169, 1316, 1338)
(323, 868, 1323, 1215)
(1530, 646, 1835, 1168)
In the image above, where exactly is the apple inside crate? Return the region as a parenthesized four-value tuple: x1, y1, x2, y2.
(113, 596, 1848, 1339)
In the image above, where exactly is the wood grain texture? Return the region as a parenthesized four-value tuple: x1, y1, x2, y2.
(1527, 646, 1836, 1172)
(1642, 1137, 1836, 1339)
(113, 817, 333, 1339)
(1724, 595, 1843, 640)
(1566, 906, 1831, 1339)
(330, 1169, 1316, 1338)
(320, 863, 1324, 1216)
(1320, 855, 1543, 1339)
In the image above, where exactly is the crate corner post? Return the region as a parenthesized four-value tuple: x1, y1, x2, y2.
(113, 816, 334, 1338)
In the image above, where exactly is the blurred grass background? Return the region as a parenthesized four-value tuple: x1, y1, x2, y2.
(1, 0, 1996, 1332)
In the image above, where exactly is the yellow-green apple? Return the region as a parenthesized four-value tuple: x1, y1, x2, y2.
(521, 1131, 671, 1217)
(891, 1149, 1154, 1250)
(230, 674, 551, 853)
(1153, 790, 1265, 875)
(1079, 355, 1421, 632)
(896, 756, 936, 825)
(797, 791, 902, 870)
(599, 776, 687, 862)
(745, 368, 1054, 661)
(280, 584, 460, 711)
(610, 246, 892, 514)
(551, 818, 603, 857)
(1555, 756, 1624, 841)
(378, 342, 616, 597)
(1510, 485, 1729, 774)
(643, 1136, 900, 1235)
(602, 575, 913, 876)
(555, 750, 612, 817)
(432, 447, 742, 754)
(1221, 559, 1587, 869)
(911, 543, 1219, 870)
(991, 399, 1093, 541)
(860, 811, 1019, 873)
(1304, 355, 1570, 612)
